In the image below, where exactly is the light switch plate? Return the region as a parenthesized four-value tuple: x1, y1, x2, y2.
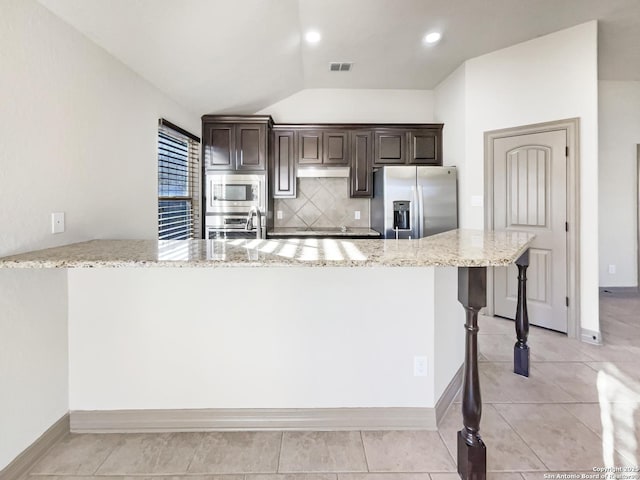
(276, 210, 283, 220)
(413, 356, 428, 377)
(354, 210, 361, 220)
(51, 212, 65, 234)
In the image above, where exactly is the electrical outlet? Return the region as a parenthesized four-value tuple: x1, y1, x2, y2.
(413, 356, 428, 377)
(51, 212, 65, 234)
(608, 264, 616, 274)
(276, 210, 283, 220)
(354, 210, 361, 220)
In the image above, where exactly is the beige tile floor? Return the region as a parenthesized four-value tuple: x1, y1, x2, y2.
(26, 290, 640, 480)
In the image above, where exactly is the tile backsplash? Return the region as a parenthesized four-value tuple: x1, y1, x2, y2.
(274, 178, 370, 229)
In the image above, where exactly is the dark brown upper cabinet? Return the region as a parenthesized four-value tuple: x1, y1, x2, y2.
(297, 129, 349, 166)
(350, 131, 373, 198)
(298, 130, 323, 165)
(371, 126, 443, 166)
(408, 129, 441, 165)
(235, 124, 267, 171)
(373, 130, 406, 165)
(272, 129, 296, 198)
(203, 124, 234, 169)
(202, 115, 272, 171)
(245, 121, 440, 199)
(323, 131, 349, 165)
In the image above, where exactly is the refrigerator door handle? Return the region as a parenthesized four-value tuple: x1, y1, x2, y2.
(411, 185, 417, 239)
(417, 185, 425, 238)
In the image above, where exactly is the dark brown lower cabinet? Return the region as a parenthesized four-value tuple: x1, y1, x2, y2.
(350, 131, 373, 198)
(272, 130, 296, 198)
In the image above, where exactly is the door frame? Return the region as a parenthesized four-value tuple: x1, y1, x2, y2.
(484, 118, 580, 339)
(637, 145, 640, 289)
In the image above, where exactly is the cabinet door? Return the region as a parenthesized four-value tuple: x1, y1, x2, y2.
(373, 130, 405, 165)
(350, 131, 373, 198)
(323, 131, 349, 165)
(236, 124, 266, 171)
(408, 129, 441, 165)
(204, 124, 234, 170)
(272, 130, 296, 198)
(298, 130, 323, 165)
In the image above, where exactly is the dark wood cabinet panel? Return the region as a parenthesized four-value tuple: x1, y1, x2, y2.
(204, 124, 234, 169)
(298, 130, 323, 165)
(272, 130, 296, 198)
(202, 116, 272, 172)
(350, 131, 373, 198)
(323, 131, 349, 165)
(236, 124, 266, 171)
(373, 130, 406, 165)
(408, 129, 440, 165)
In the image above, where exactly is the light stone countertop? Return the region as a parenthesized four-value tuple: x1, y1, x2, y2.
(0, 229, 535, 269)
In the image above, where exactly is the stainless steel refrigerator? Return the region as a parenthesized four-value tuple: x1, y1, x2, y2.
(371, 166, 458, 239)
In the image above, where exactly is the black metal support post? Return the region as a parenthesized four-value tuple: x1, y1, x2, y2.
(457, 267, 487, 480)
(514, 249, 530, 377)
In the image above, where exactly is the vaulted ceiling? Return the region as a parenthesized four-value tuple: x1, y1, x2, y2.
(39, 0, 640, 115)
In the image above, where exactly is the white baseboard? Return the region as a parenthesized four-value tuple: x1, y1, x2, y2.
(71, 406, 439, 432)
(0, 414, 69, 480)
(600, 287, 639, 293)
(71, 368, 464, 434)
(581, 328, 602, 345)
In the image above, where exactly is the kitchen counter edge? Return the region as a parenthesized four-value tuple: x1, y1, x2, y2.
(0, 230, 535, 269)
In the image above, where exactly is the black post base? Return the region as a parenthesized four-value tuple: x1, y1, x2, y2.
(514, 344, 530, 377)
(457, 431, 487, 480)
(514, 250, 530, 379)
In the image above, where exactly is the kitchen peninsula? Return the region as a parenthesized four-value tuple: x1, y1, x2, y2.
(1, 229, 534, 480)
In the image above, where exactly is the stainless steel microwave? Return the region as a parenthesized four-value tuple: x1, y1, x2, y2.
(205, 174, 265, 214)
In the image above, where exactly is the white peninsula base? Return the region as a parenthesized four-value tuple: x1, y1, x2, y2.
(67, 266, 464, 432)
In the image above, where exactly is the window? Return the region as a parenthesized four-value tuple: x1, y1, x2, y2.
(158, 119, 201, 239)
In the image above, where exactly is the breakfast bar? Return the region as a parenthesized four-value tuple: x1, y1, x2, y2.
(0, 229, 534, 480)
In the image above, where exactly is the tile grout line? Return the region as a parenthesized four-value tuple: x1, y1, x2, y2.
(527, 363, 594, 403)
(90, 435, 122, 476)
(358, 430, 371, 473)
(491, 402, 553, 472)
(558, 402, 640, 465)
(184, 432, 206, 474)
(436, 428, 457, 470)
(276, 431, 284, 473)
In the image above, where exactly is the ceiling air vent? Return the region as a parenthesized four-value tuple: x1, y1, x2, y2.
(329, 62, 353, 72)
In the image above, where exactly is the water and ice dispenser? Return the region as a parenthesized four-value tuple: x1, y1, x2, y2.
(393, 200, 411, 230)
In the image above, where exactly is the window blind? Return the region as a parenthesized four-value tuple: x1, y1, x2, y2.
(158, 119, 201, 240)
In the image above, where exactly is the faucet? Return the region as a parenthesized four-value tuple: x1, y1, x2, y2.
(246, 206, 262, 239)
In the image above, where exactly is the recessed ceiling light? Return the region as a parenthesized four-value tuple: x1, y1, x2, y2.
(305, 31, 321, 44)
(424, 32, 442, 45)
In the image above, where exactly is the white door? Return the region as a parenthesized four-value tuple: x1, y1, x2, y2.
(493, 130, 568, 332)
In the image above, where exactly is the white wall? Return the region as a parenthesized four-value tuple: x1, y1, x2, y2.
(68, 267, 452, 409)
(0, 270, 68, 470)
(434, 64, 467, 223)
(257, 88, 434, 123)
(0, 0, 199, 469)
(0, 0, 199, 258)
(433, 267, 465, 399)
(598, 81, 640, 287)
(435, 21, 600, 333)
